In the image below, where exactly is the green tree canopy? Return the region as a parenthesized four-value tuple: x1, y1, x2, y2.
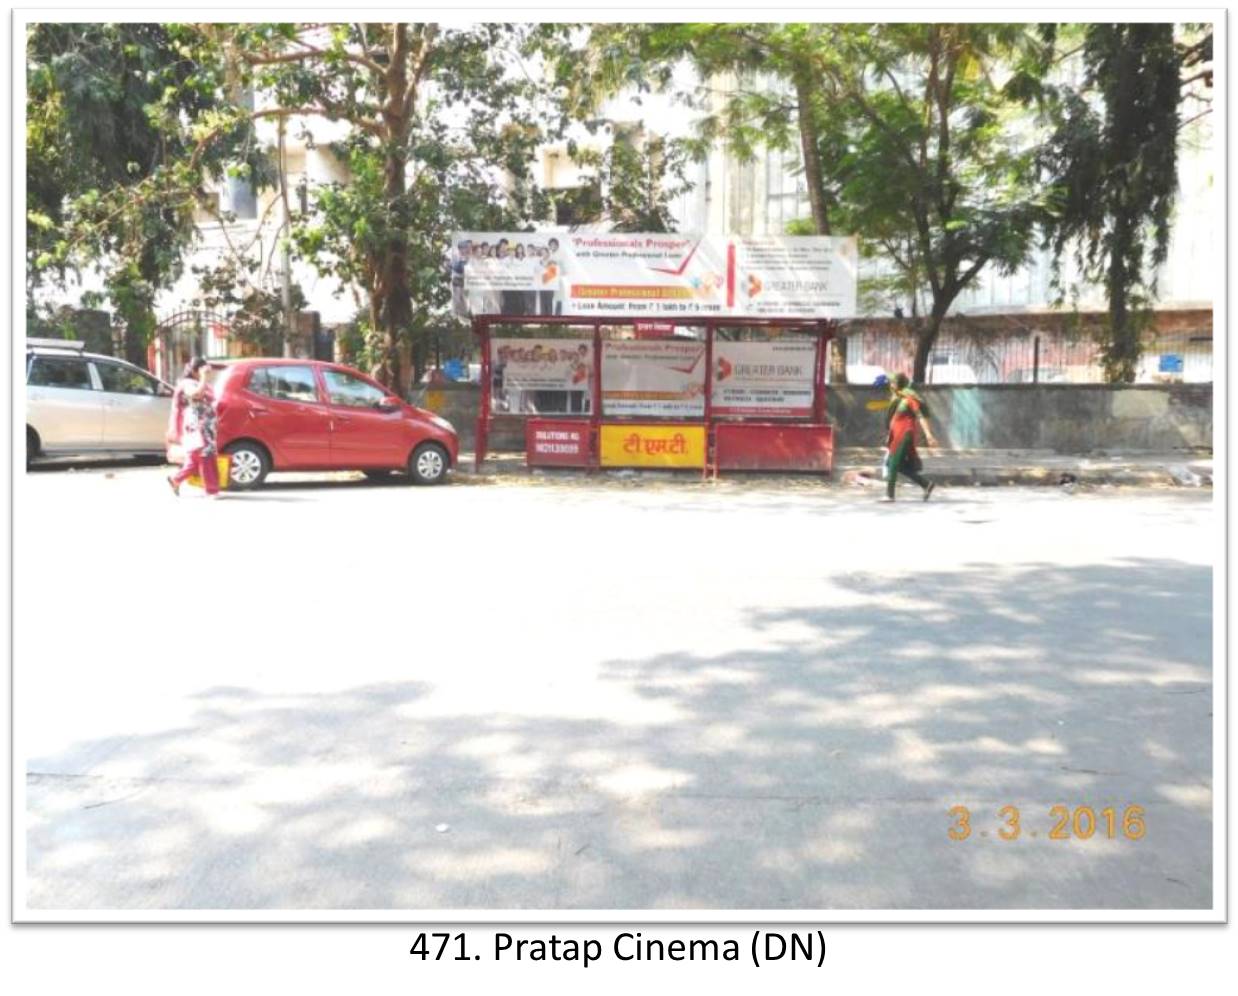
(26, 23, 259, 364)
(1039, 23, 1211, 382)
(553, 22, 1056, 382)
(28, 22, 555, 388)
(212, 22, 554, 388)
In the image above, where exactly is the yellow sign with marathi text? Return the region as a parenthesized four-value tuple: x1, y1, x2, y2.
(599, 424, 706, 468)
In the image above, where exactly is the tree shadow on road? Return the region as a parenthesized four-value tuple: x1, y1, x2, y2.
(24, 558, 1211, 912)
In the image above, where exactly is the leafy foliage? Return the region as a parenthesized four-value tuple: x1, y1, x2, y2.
(558, 23, 1055, 381)
(28, 22, 554, 389)
(192, 255, 305, 356)
(25, 23, 252, 364)
(1039, 24, 1203, 382)
(566, 130, 694, 232)
(222, 23, 554, 389)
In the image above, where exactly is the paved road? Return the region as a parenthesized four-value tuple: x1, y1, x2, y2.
(18, 465, 1214, 912)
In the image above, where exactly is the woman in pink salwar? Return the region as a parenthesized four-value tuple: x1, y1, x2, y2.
(166, 357, 221, 498)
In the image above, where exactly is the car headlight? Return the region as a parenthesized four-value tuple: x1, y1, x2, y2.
(429, 414, 455, 433)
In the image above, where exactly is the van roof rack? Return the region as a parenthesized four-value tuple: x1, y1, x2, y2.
(27, 337, 86, 351)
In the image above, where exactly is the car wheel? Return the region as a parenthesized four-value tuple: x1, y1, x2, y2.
(224, 441, 270, 490)
(409, 442, 448, 485)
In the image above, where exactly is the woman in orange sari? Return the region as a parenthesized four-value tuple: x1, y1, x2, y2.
(884, 373, 937, 501)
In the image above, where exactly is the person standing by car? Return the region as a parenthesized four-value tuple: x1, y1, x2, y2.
(884, 372, 937, 502)
(166, 357, 221, 498)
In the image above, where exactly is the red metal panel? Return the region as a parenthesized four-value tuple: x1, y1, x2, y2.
(633, 322, 677, 339)
(474, 318, 491, 471)
(526, 418, 592, 467)
(715, 422, 834, 473)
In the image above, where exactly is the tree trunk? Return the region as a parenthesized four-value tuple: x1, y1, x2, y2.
(791, 71, 849, 383)
(1105, 218, 1138, 384)
(792, 72, 830, 238)
(379, 261, 412, 392)
(123, 319, 149, 368)
(369, 23, 416, 394)
(411, 329, 428, 388)
(828, 335, 848, 383)
(912, 305, 949, 384)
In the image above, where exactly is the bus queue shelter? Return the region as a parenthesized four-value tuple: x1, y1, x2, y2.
(472, 315, 839, 477)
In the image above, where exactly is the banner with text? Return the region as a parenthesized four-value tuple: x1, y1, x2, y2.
(453, 233, 857, 319)
(490, 338, 592, 392)
(601, 340, 707, 417)
(599, 424, 707, 469)
(712, 340, 818, 417)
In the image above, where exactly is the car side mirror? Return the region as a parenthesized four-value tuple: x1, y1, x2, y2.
(376, 397, 402, 412)
(158, 384, 174, 398)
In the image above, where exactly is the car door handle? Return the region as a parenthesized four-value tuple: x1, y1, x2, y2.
(334, 413, 351, 422)
(248, 405, 270, 416)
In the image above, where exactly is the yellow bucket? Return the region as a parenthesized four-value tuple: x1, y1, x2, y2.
(188, 455, 231, 490)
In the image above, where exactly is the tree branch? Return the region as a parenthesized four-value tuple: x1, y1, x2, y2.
(1178, 109, 1212, 132)
(244, 39, 385, 76)
(956, 254, 991, 291)
(189, 107, 378, 175)
(403, 23, 439, 121)
(937, 39, 957, 219)
(877, 237, 914, 272)
(1179, 36, 1212, 67)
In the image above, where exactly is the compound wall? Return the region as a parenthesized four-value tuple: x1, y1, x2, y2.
(413, 383, 1213, 455)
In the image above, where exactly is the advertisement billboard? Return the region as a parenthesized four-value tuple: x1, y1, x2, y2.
(453, 233, 857, 319)
(712, 340, 818, 417)
(601, 340, 707, 417)
(489, 338, 592, 392)
(598, 424, 707, 469)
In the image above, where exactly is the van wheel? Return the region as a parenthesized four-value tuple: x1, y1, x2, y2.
(224, 441, 270, 490)
(26, 427, 40, 470)
(409, 443, 448, 485)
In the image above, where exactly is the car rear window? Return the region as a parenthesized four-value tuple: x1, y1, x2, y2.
(29, 356, 94, 390)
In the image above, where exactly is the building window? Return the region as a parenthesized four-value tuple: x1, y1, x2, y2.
(764, 145, 807, 234)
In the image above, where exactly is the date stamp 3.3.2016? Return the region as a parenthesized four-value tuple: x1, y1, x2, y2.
(947, 804, 1147, 842)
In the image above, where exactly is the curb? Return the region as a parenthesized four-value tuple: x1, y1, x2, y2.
(843, 466, 1201, 488)
(456, 464, 1210, 489)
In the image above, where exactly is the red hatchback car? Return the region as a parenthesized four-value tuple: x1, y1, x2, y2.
(210, 359, 458, 489)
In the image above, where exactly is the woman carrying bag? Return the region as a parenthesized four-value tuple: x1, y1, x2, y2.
(883, 372, 937, 502)
(166, 357, 223, 498)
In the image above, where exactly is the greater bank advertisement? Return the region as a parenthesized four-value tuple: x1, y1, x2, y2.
(712, 340, 817, 417)
(452, 233, 857, 319)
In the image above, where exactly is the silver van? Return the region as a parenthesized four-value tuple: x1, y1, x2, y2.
(26, 339, 174, 467)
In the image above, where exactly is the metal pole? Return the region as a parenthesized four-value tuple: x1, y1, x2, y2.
(278, 116, 294, 358)
(813, 322, 829, 424)
(703, 321, 715, 480)
(475, 318, 490, 472)
(1033, 334, 1040, 385)
(590, 322, 602, 469)
(703, 321, 715, 424)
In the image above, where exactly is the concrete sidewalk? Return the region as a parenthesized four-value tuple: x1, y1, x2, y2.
(837, 448, 1214, 488)
(460, 448, 1214, 488)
